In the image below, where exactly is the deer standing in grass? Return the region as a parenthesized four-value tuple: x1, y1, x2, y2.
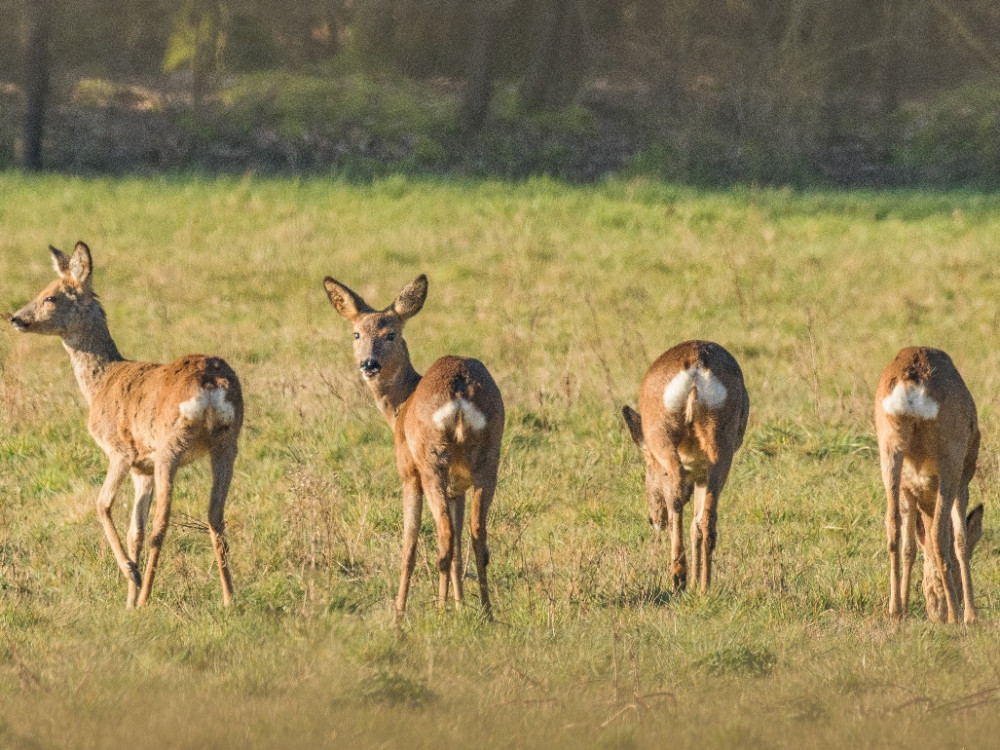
(323, 274, 504, 621)
(875, 346, 982, 624)
(622, 340, 749, 593)
(9, 242, 242, 608)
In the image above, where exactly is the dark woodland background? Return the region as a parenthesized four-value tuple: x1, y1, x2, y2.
(3, 0, 1000, 185)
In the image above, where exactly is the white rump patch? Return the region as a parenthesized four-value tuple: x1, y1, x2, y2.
(662, 367, 728, 411)
(432, 398, 488, 432)
(882, 381, 939, 420)
(179, 387, 236, 425)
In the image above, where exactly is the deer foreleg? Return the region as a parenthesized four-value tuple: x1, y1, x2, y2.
(95, 457, 139, 601)
(126, 471, 155, 608)
(395, 476, 423, 621)
(135, 458, 178, 607)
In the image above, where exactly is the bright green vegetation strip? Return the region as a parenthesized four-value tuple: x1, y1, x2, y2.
(2, 174, 1000, 748)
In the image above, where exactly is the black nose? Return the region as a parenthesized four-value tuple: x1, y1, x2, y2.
(360, 358, 381, 377)
(10, 315, 27, 331)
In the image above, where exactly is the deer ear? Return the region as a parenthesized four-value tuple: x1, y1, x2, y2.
(50, 245, 71, 276)
(393, 274, 427, 322)
(967, 504, 984, 550)
(622, 406, 645, 449)
(69, 241, 93, 288)
(324, 277, 374, 322)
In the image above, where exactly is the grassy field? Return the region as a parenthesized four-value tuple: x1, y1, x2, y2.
(2, 174, 1000, 748)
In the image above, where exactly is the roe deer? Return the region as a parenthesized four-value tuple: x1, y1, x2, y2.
(875, 346, 980, 624)
(323, 274, 504, 621)
(10, 242, 242, 608)
(622, 340, 749, 593)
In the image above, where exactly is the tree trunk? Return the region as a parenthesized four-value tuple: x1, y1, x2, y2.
(191, 0, 222, 125)
(521, 0, 586, 112)
(22, 0, 54, 171)
(460, 1, 508, 133)
(521, 0, 564, 111)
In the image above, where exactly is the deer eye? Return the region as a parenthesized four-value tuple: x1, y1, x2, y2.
(353, 332, 360, 340)
(386, 332, 396, 341)
(44, 296, 58, 304)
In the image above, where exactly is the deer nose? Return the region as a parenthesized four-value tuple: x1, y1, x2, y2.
(10, 315, 28, 331)
(360, 358, 381, 378)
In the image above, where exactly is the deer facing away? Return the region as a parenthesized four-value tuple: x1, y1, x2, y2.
(622, 340, 749, 594)
(875, 346, 981, 624)
(324, 274, 504, 621)
(9, 242, 243, 608)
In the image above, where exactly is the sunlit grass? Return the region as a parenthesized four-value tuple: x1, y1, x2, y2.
(2, 174, 1000, 748)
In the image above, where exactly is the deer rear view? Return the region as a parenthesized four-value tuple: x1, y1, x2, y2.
(875, 346, 981, 624)
(622, 340, 749, 593)
(323, 274, 504, 621)
(9, 242, 243, 608)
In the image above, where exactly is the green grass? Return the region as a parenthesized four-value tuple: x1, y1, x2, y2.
(2, 174, 1000, 748)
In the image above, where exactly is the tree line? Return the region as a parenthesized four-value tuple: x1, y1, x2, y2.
(3, 0, 999, 181)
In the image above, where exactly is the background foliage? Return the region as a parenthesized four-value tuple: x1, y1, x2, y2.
(2, 0, 1000, 183)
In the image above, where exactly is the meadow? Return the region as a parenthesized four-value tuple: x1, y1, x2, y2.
(2, 174, 1000, 748)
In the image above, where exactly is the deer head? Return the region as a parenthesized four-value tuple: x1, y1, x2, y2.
(622, 405, 671, 532)
(323, 274, 427, 382)
(10, 242, 97, 339)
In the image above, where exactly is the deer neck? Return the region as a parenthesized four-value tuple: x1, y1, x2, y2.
(61, 305, 125, 406)
(369, 361, 422, 429)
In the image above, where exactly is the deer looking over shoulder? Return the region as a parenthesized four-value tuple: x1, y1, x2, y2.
(875, 346, 981, 624)
(10, 242, 242, 608)
(622, 340, 749, 594)
(323, 274, 504, 621)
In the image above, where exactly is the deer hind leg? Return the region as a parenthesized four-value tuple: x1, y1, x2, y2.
(94, 456, 139, 602)
(697, 453, 734, 594)
(470, 463, 498, 621)
(898, 488, 918, 618)
(951, 481, 977, 624)
(421, 468, 455, 610)
(880, 448, 904, 619)
(932, 468, 962, 624)
(209, 444, 238, 607)
(689, 484, 706, 591)
(395, 475, 423, 621)
(668, 480, 690, 593)
(126, 471, 155, 608)
(447, 492, 466, 608)
(135, 456, 179, 607)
